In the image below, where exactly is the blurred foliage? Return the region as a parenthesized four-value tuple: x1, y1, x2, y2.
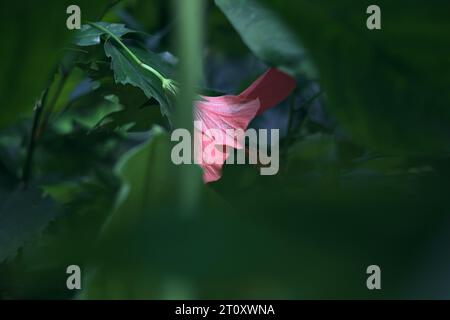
(1, 0, 450, 300)
(266, 0, 450, 155)
(0, 186, 58, 263)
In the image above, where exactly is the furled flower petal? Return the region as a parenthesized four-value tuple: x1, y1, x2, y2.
(195, 95, 260, 149)
(239, 67, 297, 115)
(194, 68, 296, 183)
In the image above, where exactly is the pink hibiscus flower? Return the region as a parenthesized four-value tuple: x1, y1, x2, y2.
(194, 68, 296, 183)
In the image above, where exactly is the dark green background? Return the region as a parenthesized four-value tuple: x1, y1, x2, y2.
(0, 0, 449, 299)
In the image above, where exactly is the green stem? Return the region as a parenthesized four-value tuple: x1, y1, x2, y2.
(22, 88, 49, 189)
(174, 0, 205, 215)
(38, 66, 70, 138)
(87, 22, 167, 83)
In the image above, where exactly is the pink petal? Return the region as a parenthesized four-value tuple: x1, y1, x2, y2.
(194, 96, 259, 183)
(194, 95, 260, 149)
(197, 132, 228, 183)
(193, 68, 297, 183)
(239, 68, 297, 115)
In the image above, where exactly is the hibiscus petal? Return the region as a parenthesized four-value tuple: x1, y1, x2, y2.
(193, 68, 296, 183)
(200, 135, 229, 183)
(194, 95, 260, 149)
(194, 96, 257, 183)
(202, 160, 224, 183)
(239, 68, 297, 115)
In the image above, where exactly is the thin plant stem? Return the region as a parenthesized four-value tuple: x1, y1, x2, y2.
(21, 88, 49, 189)
(38, 66, 70, 138)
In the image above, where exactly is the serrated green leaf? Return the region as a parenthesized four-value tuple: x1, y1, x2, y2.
(74, 22, 134, 46)
(0, 173, 119, 299)
(0, 186, 59, 263)
(104, 41, 174, 119)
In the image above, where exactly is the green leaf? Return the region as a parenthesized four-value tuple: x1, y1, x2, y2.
(100, 126, 173, 236)
(71, 95, 124, 130)
(37, 128, 121, 179)
(74, 22, 134, 46)
(104, 41, 174, 119)
(0, 186, 59, 263)
(80, 126, 203, 299)
(215, 0, 315, 77)
(0, 173, 119, 299)
(96, 104, 165, 132)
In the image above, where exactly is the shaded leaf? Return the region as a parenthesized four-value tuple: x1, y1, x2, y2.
(96, 104, 165, 132)
(0, 186, 59, 262)
(215, 0, 315, 77)
(100, 126, 173, 236)
(0, 173, 119, 299)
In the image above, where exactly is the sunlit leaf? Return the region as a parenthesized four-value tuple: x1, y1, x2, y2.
(74, 22, 134, 46)
(104, 42, 174, 119)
